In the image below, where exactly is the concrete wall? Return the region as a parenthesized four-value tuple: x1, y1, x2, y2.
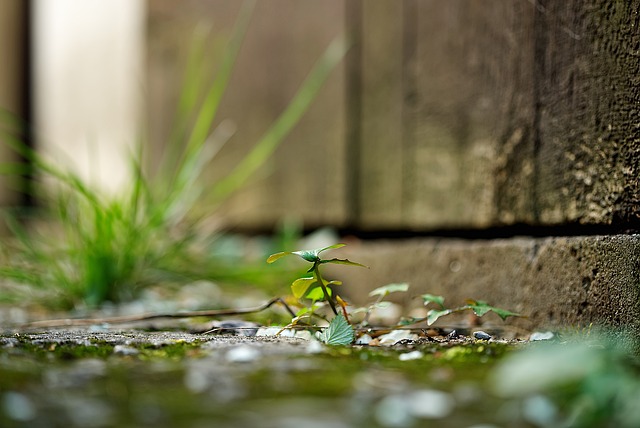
(331, 234, 640, 333)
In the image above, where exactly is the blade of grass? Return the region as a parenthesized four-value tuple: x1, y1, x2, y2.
(171, 0, 255, 195)
(208, 34, 349, 204)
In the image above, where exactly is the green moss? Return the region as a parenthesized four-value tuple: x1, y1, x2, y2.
(136, 340, 205, 360)
(9, 340, 114, 360)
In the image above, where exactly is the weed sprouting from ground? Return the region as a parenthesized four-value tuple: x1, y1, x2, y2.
(268, 243, 522, 345)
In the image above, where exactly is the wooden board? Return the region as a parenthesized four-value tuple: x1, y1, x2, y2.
(32, 0, 145, 194)
(357, 1, 538, 229)
(0, 0, 28, 208)
(534, 0, 640, 225)
(147, 0, 348, 230)
(147, 1, 640, 232)
(356, 0, 405, 228)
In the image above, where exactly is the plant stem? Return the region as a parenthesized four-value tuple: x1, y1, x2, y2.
(360, 293, 385, 327)
(313, 264, 338, 316)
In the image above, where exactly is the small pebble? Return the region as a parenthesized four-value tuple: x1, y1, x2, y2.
(446, 330, 459, 340)
(225, 345, 261, 363)
(113, 345, 139, 356)
(208, 320, 259, 336)
(530, 331, 555, 341)
(2, 392, 36, 421)
(306, 340, 325, 354)
(399, 351, 424, 361)
(378, 330, 419, 346)
(407, 389, 455, 419)
(473, 331, 492, 340)
(355, 334, 372, 345)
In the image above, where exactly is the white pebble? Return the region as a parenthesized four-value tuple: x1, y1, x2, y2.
(378, 330, 418, 346)
(530, 331, 555, 341)
(399, 351, 424, 361)
(225, 345, 261, 363)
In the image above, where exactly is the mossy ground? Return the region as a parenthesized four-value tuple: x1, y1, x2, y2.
(0, 330, 527, 428)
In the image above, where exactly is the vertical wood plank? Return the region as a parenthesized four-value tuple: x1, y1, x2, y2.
(147, 0, 347, 230)
(0, 0, 28, 208)
(535, 0, 640, 225)
(344, 0, 363, 228)
(407, 1, 537, 229)
(357, 0, 405, 229)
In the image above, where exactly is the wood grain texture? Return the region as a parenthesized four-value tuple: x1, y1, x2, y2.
(358, 1, 537, 229)
(147, 0, 347, 230)
(358, 0, 640, 230)
(147, 1, 640, 231)
(357, 0, 405, 228)
(534, 0, 640, 225)
(0, 0, 28, 208)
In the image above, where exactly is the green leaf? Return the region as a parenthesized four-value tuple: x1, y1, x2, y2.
(369, 283, 409, 297)
(209, 35, 349, 204)
(318, 243, 346, 253)
(305, 287, 326, 302)
(295, 307, 311, 317)
(291, 277, 316, 299)
(427, 308, 453, 325)
(293, 249, 321, 263)
(421, 294, 446, 309)
(266, 251, 294, 264)
(269, 243, 350, 264)
(319, 258, 368, 268)
(465, 300, 521, 321)
(490, 307, 521, 320)
(318, 314, 354, 345)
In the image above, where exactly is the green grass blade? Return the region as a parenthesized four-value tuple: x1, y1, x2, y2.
(182, 0, 255, 159)
(208, 34, 349, 204)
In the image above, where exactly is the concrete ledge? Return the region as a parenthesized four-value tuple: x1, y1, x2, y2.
(335, 235, 640, 333)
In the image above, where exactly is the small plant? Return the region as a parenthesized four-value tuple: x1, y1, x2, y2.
(419, 294, 521, 325)
(267, 244, 522, 344)
(356, 282, 409, 326)
(358, 286, 520, 329)
(267, 243, 367, 344)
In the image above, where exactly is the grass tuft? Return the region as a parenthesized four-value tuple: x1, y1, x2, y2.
(0, 1, 346, 310)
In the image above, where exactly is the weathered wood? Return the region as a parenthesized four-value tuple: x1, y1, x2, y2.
(534, 0, 640, 225)
(147, 0, 347, 230)
(408, 0, 505, 228)
(0, 0, 28, 209)
(146, 1, 640, 231)
(357, 0, 640, 230)
(357, 1, 405, 228)
(358, 1, 537, 229)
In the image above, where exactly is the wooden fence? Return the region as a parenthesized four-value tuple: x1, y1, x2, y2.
(0, 0, 28, 208)
(1, 1, 638, 233)
(148, 0, 640, 233)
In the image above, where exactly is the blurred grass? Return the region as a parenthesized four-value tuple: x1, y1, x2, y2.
(0, 0, 347, 310)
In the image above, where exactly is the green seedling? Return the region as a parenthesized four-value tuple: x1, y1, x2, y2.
(420, 294, 521, 325)
(355, 282, 409, 327)
(356, 284, 519, 329)
(267, 243, 367, 344)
